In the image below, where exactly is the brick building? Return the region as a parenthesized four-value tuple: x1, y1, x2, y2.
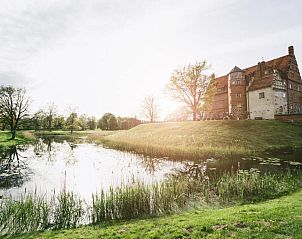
(208, 46, 302, 120)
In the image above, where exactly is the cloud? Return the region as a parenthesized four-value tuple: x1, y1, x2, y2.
(0, 1, 82, 71)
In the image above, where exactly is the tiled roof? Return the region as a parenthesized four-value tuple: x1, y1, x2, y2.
(248, 75, 275, 91)
(243, 55, 289, 76)
(215, 55, 291, 92)
(245, 55, 290, 91)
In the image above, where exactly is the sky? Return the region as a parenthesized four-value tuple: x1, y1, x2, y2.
(0, 0, 302, 119)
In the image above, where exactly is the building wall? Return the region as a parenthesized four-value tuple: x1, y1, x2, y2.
(273, 90, 288, 115)
(228, 71, 247, 119)
(248, 87, 274, 119)
(287, 80, 302, 114)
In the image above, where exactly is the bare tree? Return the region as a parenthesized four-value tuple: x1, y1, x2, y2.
(166, 61, 214, 121)
(0, 86, 30, 139)
(140, 96, 160, 123)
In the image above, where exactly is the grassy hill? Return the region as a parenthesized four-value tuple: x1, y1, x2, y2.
(92, 120, 302, 159)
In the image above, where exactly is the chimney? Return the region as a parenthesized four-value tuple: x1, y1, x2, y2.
(288, 46, 294, 55)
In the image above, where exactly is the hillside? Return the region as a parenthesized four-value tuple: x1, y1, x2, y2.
(95, 120, 302, 159)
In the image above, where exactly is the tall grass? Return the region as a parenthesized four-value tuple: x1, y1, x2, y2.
(90, 137, 252, 160)
(53, 192, 84, 229)
(1, 169, 302, 235)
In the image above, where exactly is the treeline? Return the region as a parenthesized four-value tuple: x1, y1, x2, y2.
(0, 110, 140, 132)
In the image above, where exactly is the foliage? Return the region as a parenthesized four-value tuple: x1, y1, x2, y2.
(201, 74, 217, 119)
(98, 113, 119, 131)
(66, 113, 78, 134)
(117, 117, 141, 130)
(87, 117, 97, 130)
(166, 61, 213, 121)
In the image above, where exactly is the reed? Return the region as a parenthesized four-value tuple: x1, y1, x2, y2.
(1, 169, 302, 235)
(53, 191, 84, 229)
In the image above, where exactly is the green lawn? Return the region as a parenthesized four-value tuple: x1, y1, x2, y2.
(13, 189, 302, 239)
(0, 131, 34, 147)
(89, 120, 302, 159)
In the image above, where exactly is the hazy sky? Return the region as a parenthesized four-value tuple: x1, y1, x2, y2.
(1, 0, 302, 118)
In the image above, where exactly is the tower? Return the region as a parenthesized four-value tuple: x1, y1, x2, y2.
(228, 66, 247, 119)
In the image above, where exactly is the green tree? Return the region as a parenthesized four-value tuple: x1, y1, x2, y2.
(166, 61, 213, 121)
(108, 115, 118, 130)
(0, 86, 30, 139)
(99, 113, 114, 130)
(87, 117, 97, 130)
(53, 115, 65, 130)
(78, 114, 88, 131)
(66, 112, 78, 133)
(200, 74, 216, 119)
(33, 110, 46, 131)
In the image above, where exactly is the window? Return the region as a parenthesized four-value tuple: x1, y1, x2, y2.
(283, 93, 286, 98)
(298, 86, 300, 92)
(236, 80, 241, 85)
(289, 83, 292, 89)
(259, 92, 265, 99)
(236, 93, 242, 98)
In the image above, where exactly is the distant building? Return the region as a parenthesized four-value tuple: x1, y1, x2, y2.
(208, 46, 302, 120)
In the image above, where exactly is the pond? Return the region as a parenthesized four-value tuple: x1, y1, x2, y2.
(1, 136, 302, 201)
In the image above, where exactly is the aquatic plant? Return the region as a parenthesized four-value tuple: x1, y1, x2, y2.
(1, 169, 302, 235)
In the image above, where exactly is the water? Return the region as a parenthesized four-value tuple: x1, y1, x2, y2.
(1, 136, 302, 201)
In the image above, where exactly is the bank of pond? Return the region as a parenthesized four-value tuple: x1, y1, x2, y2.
(0, 136, 302, 236)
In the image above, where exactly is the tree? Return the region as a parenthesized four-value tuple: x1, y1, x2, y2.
(87, 117, 97, 130)
(66, 106, 78, 133)
(140, 96, 160, 123)
(117, 117, 141, 130)
(33, 110, 45, 131)
(99, 113, 114, 130)
(166, 61, 213, 121)
(45, 103, 57, 131)
(0, 86, 30, 139)
(78, 114, 88, 131)
(53, 115, 65, 130)
(108, 115, 118, 130)
(199, 74, 216, 120)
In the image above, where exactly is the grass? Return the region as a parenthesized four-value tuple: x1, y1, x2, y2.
(86, 120, 302, 159)
(8, 187, 302, 238)
(0, 131, 34, 148)
(1, 169, 302, 237)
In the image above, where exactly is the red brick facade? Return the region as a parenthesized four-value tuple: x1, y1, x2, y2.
(207, 46, 302, 120)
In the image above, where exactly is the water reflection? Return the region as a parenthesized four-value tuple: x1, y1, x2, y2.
(0, 146, 31, 189)
(0, 137, 302, 201)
